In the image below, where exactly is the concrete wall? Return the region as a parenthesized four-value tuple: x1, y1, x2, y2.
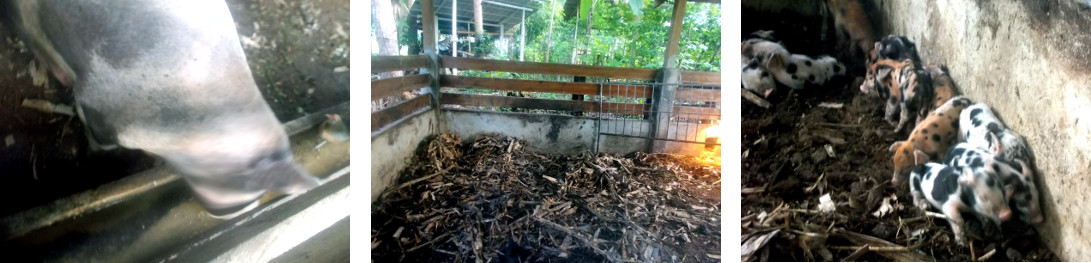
(877, 0, 1091, 260)
(370, 109, 436, 200)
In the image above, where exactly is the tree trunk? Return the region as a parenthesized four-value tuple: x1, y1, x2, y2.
(545, 0, 555, 63)
(373, 0, 402, 78)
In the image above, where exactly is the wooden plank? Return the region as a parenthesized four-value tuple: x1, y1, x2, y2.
(422, 0, 436, 54)
(673, 105, 720, 117)
(676, 87, 721, 101)
(372, 74, 431, 100)
(680, 71, 721, 84)
(441, 75, 598, 95)
(372, 55, 430, 73)
(440, 93, 650, 115)
(663, 0, 687, 68)
(442, 75, 657, 98)
(372, 95, 432, 131)
(441, 56, 658, 80)
(441, 93, 596, 112)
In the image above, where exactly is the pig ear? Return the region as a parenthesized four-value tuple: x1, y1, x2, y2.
(1005, 184, 1015, 197)
(987, 133, 1003, 155)
(889, 141, 905, 153)
(1016, 159, 1033, 178)
(251, 160, 322, 195)
(959, 168, 976, 184)
(913, 150, 930, 165)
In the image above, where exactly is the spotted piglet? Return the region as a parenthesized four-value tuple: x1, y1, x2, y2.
(908, 162, 1013, 245)
(959, 102, 1033, 164)
(875, 35, 922, 65)
(742, 59, 776, 97)
(742, 38, 790, 71)
(925, 64, 958, 108)
(944, 142, 1044, 225)
(889, 96, 972, 184)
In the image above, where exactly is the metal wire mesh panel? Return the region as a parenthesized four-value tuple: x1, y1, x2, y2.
(595, 82, 721, 151)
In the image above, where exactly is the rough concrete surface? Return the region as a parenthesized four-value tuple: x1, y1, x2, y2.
(371, 109, 435, 200)
(877, 0, 1091, 260)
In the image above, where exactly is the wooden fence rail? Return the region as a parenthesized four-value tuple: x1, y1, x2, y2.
(372, 55, 430, 73)
(372, 95, 431, 131)
(372, 74, 431, 100)
(441, 56, 659, 81)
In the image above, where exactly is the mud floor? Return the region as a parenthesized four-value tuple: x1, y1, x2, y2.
(740, 5, 1056, 262)
(0, 0, 349, 217)
(372, 133, 722, 262)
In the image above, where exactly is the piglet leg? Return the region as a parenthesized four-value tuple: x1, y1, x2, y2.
(942, 201, 967, 245)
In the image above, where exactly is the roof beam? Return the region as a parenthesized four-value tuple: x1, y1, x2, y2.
(482, 0, 532, 11)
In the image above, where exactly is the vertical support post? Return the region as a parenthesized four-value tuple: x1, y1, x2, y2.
(519, 10, 525, 61)
(647, 0, 686, 152)
(452, 0, 458, 57)
(421, 0, 445, 131)
(422, 0, 436, 55)
(499, 24, 505, 57)
(571, 76, 586, 116)
(649, 69, 680, 153)
(663, 0, 687, 69)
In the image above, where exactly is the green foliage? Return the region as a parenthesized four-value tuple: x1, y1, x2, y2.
(387, 0, 719, 72)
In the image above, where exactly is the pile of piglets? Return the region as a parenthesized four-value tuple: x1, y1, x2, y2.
(863, 35, 1043, 245)
(741, 30, 847, 98)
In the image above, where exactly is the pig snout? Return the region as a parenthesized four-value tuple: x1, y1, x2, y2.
(1033, 214, 1044, 224)
(998, 207, 1013, 221)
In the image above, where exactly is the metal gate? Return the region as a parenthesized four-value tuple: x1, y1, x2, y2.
(593, 82, 721, 153)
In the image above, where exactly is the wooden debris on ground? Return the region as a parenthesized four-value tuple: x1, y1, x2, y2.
(372, 132, 722, 262)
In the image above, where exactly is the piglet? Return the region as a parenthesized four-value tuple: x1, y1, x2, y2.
(742, 59, 776, 97)
(944, 142, 1044, 225)
(3, 0, 322, 218)
(742, 38, 790, 71)
(908, 162, 1013, 245)
(959, 102, 1033, 164)
(889, 96, 972, 184)
(924, 64, 958, 108)
(875, 35, 922, 65)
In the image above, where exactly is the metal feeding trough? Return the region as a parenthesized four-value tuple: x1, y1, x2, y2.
(0, 102, 350, 262)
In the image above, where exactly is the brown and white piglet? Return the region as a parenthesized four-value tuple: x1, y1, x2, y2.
(925, 64, 959, 109)
(889, 96, 972, 184)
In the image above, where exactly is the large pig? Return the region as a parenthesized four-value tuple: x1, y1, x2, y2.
(826, 0, 876, 58)
(889, 96, 971, 184)
(2, 0, 322, 218)
(908, 162, 1012, 245)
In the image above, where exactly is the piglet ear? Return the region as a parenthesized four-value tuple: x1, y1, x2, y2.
(987, 132, 1003, 155)
(889, 141, 904, 153)
(913, 150, 930, 165)
(1006, 185, 1015, 197)
(1016, 159, 1032, 178)
(959, 168, 976, 184)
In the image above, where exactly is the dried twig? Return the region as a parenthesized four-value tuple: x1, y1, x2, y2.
(742, 89, 772, 108)
(395, 165, 459, 190)
(842, 244, 869, 261)
(977, 248, 997, 261)
(407, 232, 452, 252)
(534, 216, 622, 263)
(832, 228, 935, 262)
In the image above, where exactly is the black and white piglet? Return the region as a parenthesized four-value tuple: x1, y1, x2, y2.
(959, 102, 1033, 164)
(908, 162, 1012, 245)
(944, 142, 1044, 225)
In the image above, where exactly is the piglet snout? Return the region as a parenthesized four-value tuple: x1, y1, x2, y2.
(998, 208, 1012, 221)
(1033, 214, 1044, 224)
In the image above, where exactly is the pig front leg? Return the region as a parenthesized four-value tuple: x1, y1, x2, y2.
(942, 200, 968, 245)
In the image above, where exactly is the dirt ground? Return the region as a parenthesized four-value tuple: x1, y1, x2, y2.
(740, 6, 1056, 262)
(372, 133, 721, 262)
(0, 0, 349, 217)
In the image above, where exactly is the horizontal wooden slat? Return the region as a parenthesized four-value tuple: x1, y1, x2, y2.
(441, 93, 650, 114)
(372, 95, 432, 131)
(372, 55, 430, 73)
(676, 88, 721, 101)
(680, 70, 721, 84)
(441, 93, 597, 112)
(372, 74, 431, 100)
(441, 56, 658, 80)
(673, 105, 721, 117)
(444, 75, 655, 98)
(441, 75, 598, 95)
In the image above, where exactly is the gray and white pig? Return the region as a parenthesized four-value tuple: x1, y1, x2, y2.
(908, 162, 1013, 245)
(944, 142, 1044, 225)
(959, 102, 1033, 164)
(2, 0, 322, 218)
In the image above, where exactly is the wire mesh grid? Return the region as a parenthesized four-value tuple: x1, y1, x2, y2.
(595, 82, 721, 147)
